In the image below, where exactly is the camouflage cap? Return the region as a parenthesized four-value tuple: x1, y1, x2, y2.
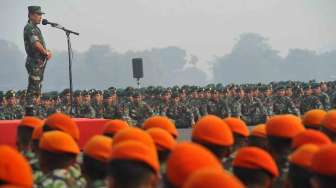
(5, 90, 16, 99)
(81, 90, 90, 96)
(311, 82, 321, 89)
(28, 6, 45, 14)
(74, 90, 82, 97)
(302, 84, 311, 90)
(274, 85, 285, 92)
(103, 90, 112, 99)
(93, 90, 103, 95)
(132, 91, 142, 97)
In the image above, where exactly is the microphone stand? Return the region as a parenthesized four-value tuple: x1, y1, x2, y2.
(51, 24, 79, 116)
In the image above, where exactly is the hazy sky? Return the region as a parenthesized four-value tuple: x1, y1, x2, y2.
(1, 0, 335, 69)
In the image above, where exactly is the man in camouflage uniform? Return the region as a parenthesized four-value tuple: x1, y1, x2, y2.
(127, 91, 153, 127)
(73, 90, 95, 118)
(227, 87, 243, 118)
(166, 92, 194, 128)
(240, 87, 267, 125)
(103, 90, 130, 122)
(32, 93, 45, 118)
(187, 88, 202, 122)
(272, 86, 300, 116)
(156, 89, 171, 116)
(3, 90, 25, 120)
(57, 89, 71, 115)
(35, 131, 84, 188)
(299, 84, 323, 114)
(24, 6, 52, 107)
(197, 88, 208, 117)
(259, 85, 273, 117)
(41, 92, 58, 118)
(312, 83, 331, 110)
(91, 90, 104, 118)
(207, 89, 230, 118)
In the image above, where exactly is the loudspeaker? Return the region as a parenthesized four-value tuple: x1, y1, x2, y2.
(132, 58, 144, 79)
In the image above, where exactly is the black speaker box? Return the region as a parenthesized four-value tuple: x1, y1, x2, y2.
(132, 58, 144, 79)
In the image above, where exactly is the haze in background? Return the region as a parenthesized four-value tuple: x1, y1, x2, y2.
(0, 0, 335, 90)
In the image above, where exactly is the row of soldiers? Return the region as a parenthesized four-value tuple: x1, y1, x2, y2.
(0, 81, 335, 127)
(2, 109, 336, 188)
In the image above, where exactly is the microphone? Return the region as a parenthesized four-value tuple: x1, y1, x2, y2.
(42, 19, 59, 27)
(42, 19, 79, 35)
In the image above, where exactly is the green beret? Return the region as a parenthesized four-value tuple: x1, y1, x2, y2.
(28, 6, 45, 14)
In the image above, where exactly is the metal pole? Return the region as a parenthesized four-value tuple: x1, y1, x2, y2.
(66, 32, 73, 115)
(137, 78, 141, 89)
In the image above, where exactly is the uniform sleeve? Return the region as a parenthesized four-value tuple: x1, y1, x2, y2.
(26, 26, 40, 45)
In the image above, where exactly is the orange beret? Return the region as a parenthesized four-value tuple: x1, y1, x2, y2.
(322, 110, 336, 133)
(39, 131, 80, 154)
(292, 130, 331, 149)
(183, 169, 244, 188)
(302, 109, 327, 128)
(103, 119, 129, 136)
(250, 124, 266, 138)
(0, 145, 33, 188)
(192, 115, 233, 146)
(19, 116, 43, 129)
(112, 128, 155, 150)
(147, 128, 176, 151)
(143, 116, 178, 138)
(32, 125, 43, 141)
(266, 115, 305, 138)
(224, 117, 249, 137)
(289, 144, 320, 169)
(110, 141, 160, 174)
(166, 142, 223, 188)
(44, 113, 80, 141)
(311, 144, 336, 176)
(84, 135, 113, 162)
(233, 146, 279, 177)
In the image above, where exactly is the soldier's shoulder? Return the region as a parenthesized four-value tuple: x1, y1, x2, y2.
(24, 22, 35, 32)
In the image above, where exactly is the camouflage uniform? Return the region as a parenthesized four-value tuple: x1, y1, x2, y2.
(331, 90, 336, 109)
(240, 96, 266, 125)
(207, 98, 230, 118)
(299, 94, 323, 114)
(3, 91, 25, 120)
(272, 92, 300, 116)
(91, 90, 104, 118)
(313, 92, 331, 110)
(35, 168, 84, 188)
(24, 19, 48, 106)
(128, 100, 153, 127)
(103, 102, 129, 120)
(73, 102, 96, 118)
(227, 96, 242, 118)
(68, 164, 86, 188)
(187, 96, 202, 122)
(91, 101, 104, 118)
(166, 99, 194, 128)
(102, 91, 130, 122)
